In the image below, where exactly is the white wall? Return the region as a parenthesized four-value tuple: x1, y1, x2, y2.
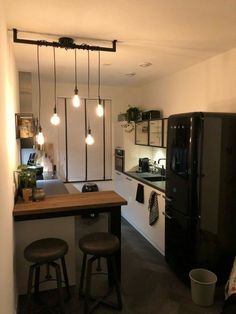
(122, 47, 236, 171)
(0, 1, 20, 312)
(140, 47, 236, 116)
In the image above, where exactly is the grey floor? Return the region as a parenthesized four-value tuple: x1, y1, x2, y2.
(18, 218, 224, 314)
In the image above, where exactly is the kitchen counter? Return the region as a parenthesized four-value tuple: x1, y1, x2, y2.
(36, 179, 68, 195)
(13, 190, 127, 221)
(125, 171, 166, 193)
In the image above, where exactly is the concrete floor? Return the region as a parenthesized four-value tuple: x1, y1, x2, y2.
(18, 218, 224, 314)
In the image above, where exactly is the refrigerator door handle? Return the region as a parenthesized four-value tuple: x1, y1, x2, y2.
(162, 195, 172, 202)
(162, 211, 173, 220)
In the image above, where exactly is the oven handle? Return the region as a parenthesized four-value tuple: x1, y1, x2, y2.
(162, 195, 172, 202)
(162, 212, 173, 220)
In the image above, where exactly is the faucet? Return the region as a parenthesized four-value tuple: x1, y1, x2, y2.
(157, 158, 166, 176)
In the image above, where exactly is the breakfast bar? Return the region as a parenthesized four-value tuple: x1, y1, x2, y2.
(13, 183, 127, 294)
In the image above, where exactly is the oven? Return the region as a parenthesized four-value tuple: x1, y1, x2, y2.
(115, 148, 125, 172)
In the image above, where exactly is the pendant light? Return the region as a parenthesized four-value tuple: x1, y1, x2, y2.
(96, 51, 104, 117)
(36, 45, 45, 145)
(72, 49, 80, 108)
(85, 122, 95, 145)
(50, 47, 60, 125)
(85, 50, 95, 145)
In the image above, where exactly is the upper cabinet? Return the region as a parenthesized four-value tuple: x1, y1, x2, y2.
(149, 120, 162, 146)
(135, 118, 168, 148)
(135, 121, 149, 145)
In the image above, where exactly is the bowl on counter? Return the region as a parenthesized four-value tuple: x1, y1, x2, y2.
(32, 188, 45, 201)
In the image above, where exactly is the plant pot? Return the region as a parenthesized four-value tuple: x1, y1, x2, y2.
(22, 188, 32, 202)
(126, 107, 141, 123)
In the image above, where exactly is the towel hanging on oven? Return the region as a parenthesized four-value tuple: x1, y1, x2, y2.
(148, 191, 159, 225)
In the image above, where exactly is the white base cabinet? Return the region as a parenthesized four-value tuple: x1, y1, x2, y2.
(114, 171, 165, 255)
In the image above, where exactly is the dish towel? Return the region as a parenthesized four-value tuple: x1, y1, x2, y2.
(136, 183, 144, 203)
(148, 191, 159, 226)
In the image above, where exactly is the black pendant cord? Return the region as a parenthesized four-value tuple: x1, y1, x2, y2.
(87, 50, 90, 99)
(65, 98, 68, 182)
(37, 45, 42, 130)
(53, 47, 57, 112)
(74, 49, 78, 91)
(84, 99, 88, 180)
(98, 50, 101, 101)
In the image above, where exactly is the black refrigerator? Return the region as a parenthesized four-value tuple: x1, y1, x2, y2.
(165, 112, 236, 282)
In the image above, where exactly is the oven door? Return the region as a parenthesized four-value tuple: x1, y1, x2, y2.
(115, 149, 124, 172)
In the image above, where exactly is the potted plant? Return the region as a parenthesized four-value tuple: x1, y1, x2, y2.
(126, 106, 142, 123)
(17, 164, 36, 202)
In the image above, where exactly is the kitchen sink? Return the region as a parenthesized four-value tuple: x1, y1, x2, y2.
(142, 176, 166, 182)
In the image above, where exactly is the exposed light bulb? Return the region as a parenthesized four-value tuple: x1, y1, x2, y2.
(85, 129, 94, 145)
(73, 88, 80, 108)
(85, 134, 94, 145)
(36, 130, 45, 145)
(50, 112, 60, 125)
(96, 102, 104, 117)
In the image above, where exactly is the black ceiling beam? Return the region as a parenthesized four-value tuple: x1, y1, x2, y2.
(13, 29, 117, 52)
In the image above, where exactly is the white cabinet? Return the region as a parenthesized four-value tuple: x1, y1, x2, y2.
(113, 171, 125, 197)
(114, 174, 165, 255)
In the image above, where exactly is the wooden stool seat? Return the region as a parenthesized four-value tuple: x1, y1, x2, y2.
(79, 232, 119, 256)
(24, 238, 68, 264)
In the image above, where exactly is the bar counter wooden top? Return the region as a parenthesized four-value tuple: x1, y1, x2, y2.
(13, 190, 127, 221)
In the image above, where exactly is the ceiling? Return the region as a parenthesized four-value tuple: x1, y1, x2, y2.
(5, 0, 236, 86)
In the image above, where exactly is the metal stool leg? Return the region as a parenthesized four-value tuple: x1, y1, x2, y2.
(34, 264, 40, 297)
(79, 253, 87, 296)
(107, 257, 113, 288)
(45, 263, 52, 280)
(61, 256, 70, 300)
(26, 264, 35, 314)
(111, 256, 122, 310)
(53, 262, 65, 314)
(84, 255, 97, 314)
(96, 257, 102, 272)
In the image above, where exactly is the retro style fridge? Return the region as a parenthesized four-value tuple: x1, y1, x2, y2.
(164, 112, 236, 282)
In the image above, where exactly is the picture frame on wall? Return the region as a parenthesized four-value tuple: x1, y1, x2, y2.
(15, 113, 36, 139)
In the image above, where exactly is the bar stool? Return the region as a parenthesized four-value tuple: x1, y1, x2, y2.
(79, 232, 122, 314)
(24, 238, 70, 314)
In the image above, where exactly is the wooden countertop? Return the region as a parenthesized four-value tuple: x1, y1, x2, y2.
(13, 190, 127, 221)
